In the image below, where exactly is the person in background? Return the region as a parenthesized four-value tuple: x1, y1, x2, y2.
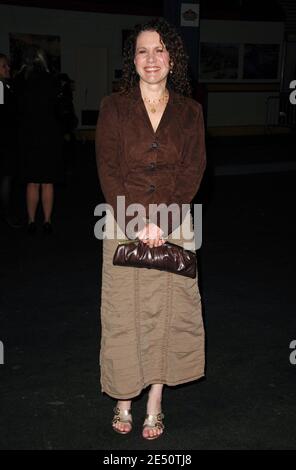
(14, 46, 64, 234)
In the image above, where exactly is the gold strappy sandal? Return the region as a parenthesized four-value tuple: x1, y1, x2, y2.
(112, 407, 132, 434)
(142, 412, 165, 440)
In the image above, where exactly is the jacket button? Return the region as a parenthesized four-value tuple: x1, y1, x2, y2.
(151, 142, 158, 149)
(149, 184, 156, 192)
(149, 162, 156, 170)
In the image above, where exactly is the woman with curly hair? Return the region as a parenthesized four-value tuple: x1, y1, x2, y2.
(96, 18, 206, 439)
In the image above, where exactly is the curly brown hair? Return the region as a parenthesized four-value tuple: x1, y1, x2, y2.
(119, 18, 191, 97)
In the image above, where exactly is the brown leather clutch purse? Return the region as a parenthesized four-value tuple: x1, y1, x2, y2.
(113, 239, 196, 278)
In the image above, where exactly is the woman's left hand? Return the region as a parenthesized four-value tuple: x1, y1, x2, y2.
(137, 223, 165, 248)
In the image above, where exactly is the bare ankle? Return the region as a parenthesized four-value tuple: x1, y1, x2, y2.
(117, 399, 132, 410)
(147, 396, 162, 415)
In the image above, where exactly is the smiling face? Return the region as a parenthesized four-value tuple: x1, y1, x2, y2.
(134, 30, 171, 86)
(0, 57, 10, 80)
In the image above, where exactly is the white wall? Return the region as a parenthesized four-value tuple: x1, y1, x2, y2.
(200, 20, 284, 48)
(200, 19, 285, 128)
(0, 4, 152, 127)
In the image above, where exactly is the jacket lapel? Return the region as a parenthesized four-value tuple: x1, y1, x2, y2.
(127, 82, 180, 137)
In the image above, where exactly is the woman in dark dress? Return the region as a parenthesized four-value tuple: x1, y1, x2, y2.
(15, 46, 63, 233)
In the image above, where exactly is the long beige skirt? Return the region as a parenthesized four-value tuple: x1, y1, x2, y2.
(99, 213, 205, 399)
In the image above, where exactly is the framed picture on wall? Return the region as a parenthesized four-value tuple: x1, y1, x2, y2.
(9, 33, 61, 74)
(243, 44, 280, 79)
(199, 42, 239, 80)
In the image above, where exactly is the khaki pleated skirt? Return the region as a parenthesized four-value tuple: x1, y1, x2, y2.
(99, 213, 205, 399)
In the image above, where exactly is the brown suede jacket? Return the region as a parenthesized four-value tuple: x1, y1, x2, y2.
(96, 83, 206, 238)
